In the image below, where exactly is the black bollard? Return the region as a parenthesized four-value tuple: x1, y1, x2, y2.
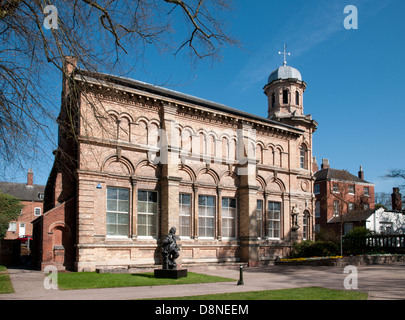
(237, 265, 244, 285)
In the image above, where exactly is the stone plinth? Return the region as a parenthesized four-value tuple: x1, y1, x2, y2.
(154, 269, 188, 279)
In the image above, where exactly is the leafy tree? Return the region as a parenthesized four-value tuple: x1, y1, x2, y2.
(0, 191, 23, 239)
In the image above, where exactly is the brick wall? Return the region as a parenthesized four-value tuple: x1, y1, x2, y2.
(39, 67, 317, 271)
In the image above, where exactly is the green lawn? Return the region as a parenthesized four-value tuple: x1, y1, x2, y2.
(154, 287, 368, 300)
(57, 271, 235, 290)
(0, 266, 14, 294)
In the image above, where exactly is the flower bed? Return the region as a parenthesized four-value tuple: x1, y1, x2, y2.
(275, 254, 405, 266)
(275, 256, 343, 266)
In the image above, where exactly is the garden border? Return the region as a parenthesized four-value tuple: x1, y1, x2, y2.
(275, 254, 405, 266)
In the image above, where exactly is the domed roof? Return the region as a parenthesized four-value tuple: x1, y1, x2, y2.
(268, 65, 302, 84)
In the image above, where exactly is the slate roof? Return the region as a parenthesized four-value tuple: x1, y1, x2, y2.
(268, 65, 303, 84)
(314, 168, 372, 184)
(0, 181, 45, 202)
(327, 209, 375, 224)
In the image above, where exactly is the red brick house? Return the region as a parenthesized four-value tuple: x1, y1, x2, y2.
(314, 159, 375, 236)
(0, 170, 45, 240)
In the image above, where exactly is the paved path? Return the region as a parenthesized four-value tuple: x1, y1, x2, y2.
(1, 263, 405, 300)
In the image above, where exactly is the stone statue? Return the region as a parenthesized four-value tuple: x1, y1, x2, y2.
(161, 227, 180, 270)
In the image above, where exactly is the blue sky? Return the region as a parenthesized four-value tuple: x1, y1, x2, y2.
(6, 0, 405, 194)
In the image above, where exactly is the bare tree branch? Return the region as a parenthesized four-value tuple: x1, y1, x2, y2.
(383, 169, 405, 189)
(0, 0, 238, 179)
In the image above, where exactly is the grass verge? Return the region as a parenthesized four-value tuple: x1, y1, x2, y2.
(0, 266, 14, 294)
(57, 271, 235, 290)
(152, 287, 368, 300)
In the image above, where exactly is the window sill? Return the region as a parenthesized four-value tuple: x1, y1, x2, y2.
(106, 236, 130, 240)
(137, 236, 158, 240)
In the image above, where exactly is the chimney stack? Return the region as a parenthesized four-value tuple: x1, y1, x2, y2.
(321, 159, 330, 170)
(358, 165, 364, 180)
(391, 187, 402, 211)
(27, 169, 33, 186)
(312, 157, 319, 172)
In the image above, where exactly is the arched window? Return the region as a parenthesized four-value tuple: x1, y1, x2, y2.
(222, 137, 229, 160)
(300, 145, 308, 169)
(199, 132, 206, 156)
(118, 117, 130, 142)
(283, 90, 289, 104)
(256, 144, 263, 164)
(295, 91, 300, 106)
(271, 93, 276, 108)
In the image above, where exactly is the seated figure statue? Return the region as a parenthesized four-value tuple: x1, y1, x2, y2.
(161, 227, 180, 270)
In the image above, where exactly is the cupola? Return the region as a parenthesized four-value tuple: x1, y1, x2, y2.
(264, 45, 306, 120)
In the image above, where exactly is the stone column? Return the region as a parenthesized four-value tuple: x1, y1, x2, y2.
(217, 187, 222, 241)
(159, 104, 181, 237)
(193, 185, 199, 239)
(160, 177, 181, 236)
(239, 185, 260, 267)
(237, 122, 260, 267)
(131, 177, 137, 239)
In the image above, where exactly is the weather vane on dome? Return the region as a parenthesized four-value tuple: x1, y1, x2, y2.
(278, 44, 290, 66)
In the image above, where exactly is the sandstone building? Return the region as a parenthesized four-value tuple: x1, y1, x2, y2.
(33, 57, 318, 271)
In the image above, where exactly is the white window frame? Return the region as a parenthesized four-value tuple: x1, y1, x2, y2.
(106, 187, 130, 238)
(137, 190, 159, 239)
(302, 212, 308, 240)
(34, 207, 41, 216)
(364, 187, 370, 197)
(8, 222, 17, 232)
(198, 195, 216, 239)
(268, 201, 281, 239)
(299, 146, 307, 170)
(179, 193, 192, 238)
(221, 197, 237, 239)
(256, 200, 263, 238)
(333, 200, 340, 217)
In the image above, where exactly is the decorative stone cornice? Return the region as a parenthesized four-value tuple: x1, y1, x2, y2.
(75, 73, 304, 139)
